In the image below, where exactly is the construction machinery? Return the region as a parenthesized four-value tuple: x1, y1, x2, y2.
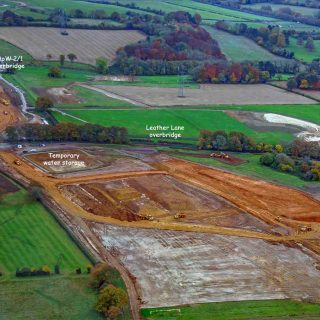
(14, 160, 22, 166)
(210, 152, 230, 159)
(0, 98, 9, 106)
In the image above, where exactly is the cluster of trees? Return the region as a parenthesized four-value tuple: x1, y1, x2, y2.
(0, 10, 32, 26)
(215, 21, 295, 59)
(89, 263, 128, 319)
(198, 130, 258, 151)
(287, 72, 320, 90)
(291, 138, 320, 159)
(16, 265, 51, 277)
(260, 152, 320, 181)
(5, 123, 129, 144)
(296, 35, 316, 52)
(120, 28, 224, 61)
(193, 62, 270, 83)
(114, 12, 227, 75)
(260, 138, 320, 181)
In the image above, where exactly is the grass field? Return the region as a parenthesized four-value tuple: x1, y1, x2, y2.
(4, 66, 95, 104)
(243, 3, 316, 17)
(58, 86, 136, 109)
(52, 109, 293, 144)
(94, 75, 199, 88)
(0, 40, 33, 64)
(0, 276, 103, 320)
(141, 300, 320, 320)
(287, 37, 320, 62)
(0, 187, 90, 275)
(206, 27, 285, 62)
(172, 104, 320, 125)
(23, 0, 147, 15)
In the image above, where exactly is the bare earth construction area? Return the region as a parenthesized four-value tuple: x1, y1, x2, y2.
(2, 148, 320, 311)
(95, 224, 320, 308)
(91, 84, 316, 106)
(0, 28, 145, 65)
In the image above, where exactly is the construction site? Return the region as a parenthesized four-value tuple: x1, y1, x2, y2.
(1, 145, 320, 309)
(0, 85, 24, 132)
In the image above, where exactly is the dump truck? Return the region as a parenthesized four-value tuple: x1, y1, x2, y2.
(0, 98, 9, 106)
(14, 160, 22, 166)
(174, 213, 186, 219)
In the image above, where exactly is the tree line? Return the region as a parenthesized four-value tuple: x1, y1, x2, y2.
(287, 72, 320, 90)
(5, 123, 129, 144)
(198, 129, 320, 181)
(192, 62, 270, 84)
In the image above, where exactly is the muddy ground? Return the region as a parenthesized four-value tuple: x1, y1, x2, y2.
(24, 147, 153, 176)
(95, 223, 320, 308)
(226, 111, 302, 134)
(63, 174, 286, 234)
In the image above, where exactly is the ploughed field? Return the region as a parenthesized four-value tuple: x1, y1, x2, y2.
(90, 84, 316, 106)
(0, 27, 145, 65)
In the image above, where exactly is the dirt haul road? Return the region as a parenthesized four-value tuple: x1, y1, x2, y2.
(1, 151, 320, 244)
(0, 86, 25, 132)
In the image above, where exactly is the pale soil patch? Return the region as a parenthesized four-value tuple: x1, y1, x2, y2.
(93, 84, 316, 106)
(95, 223, 320, 308)
(33, 87, 80, 104)
(0, 27, 145, 65)
(264, 113, 320, 142)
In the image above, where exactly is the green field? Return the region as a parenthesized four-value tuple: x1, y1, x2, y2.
(0, 40, 33, 64)
(0, 187, 90, 274)
(58, 86, 136, 109)
(243, 3, 317, 17)
(170, 104, 320, 125)
(94, 75, 199, 88)
(142, 300, 320, 320)
(0, 277, 103, 320)
(52, 108, 293, 144)
(4, 66, 95, 105)
(287, 37, 320, 62)
(206, 27, 285, 62)
(23, 0, 147, 15)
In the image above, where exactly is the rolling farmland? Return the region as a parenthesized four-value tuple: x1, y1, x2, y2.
(52, 108, 293, 144)
(206, 27, 287, 62)
(0, 187, 91, 274)
(0, 27, 145, 65)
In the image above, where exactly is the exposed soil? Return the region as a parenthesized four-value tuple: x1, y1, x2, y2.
(25, 149, 101, 173)
(0, 174, 19, 194)
(163, 150, 247, 165)
(156, 158, 320, 225)
(0, 86, 25, 132)
(95, 224, 320, 307)
(33, 87, 80, 104)
(63, 174, 285, 234)
(226, 111, 302, 134)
